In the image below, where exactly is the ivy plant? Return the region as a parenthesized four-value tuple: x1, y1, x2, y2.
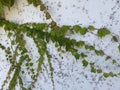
(0, 0, 120, 90)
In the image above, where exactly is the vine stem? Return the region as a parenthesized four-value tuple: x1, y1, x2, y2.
(88, 29, 120, 44)
(8, 35, 14, 55)
(1, 66, 14, 90)
(0, 43, 20, 90)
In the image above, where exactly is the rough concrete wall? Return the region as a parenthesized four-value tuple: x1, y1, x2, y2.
(0, 0, 120, 90)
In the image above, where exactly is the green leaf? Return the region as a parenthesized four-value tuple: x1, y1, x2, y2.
(80, 27, 87, 35)
(85, 45, 95, 50)
(21, 40, 26, 46)
(27, 0, 33, 4)
(97, 28, 110, 38)
(85, 45, 89, 49)
(61, 25, 70, 35)
(26, 63, 29, 66)
(105, 56, 111, 60)
(88, 25, 94, 31)
(61, 25, 70, 30)
(82, 59, 88, 67)
(11, 40, 15, 45)
(29, 62, 33, 66)
(112, 59, 116, 64)
(91, 67, 96, 73)
(80, 53, 87, 58)
(95, 50, 104, 56)
(90, 62, 94, 66)
(89, 46, 95, 50)
(74, 53, 80, 59)
(73, 25, 81, 33)
(74, 25, 87, 34)
(0, 18, 4, 26)
(112, 36, 118, 42)
(50, 30, 56, 37)
(0, 43, 5, 50)
(33, 23, 48, 30)
(97, 69, 102, 73)
(109, 72, 116, 77)
(76, 41, 85, 47)
(104, 72, 116, 78)
(7, 32, 13, 37)
(33, 0, 40, 7)
(40, 4, 46, 11)
(50, 21, 57, 28)
(103, 73, 109, 78)
(46, 12, 51, 19)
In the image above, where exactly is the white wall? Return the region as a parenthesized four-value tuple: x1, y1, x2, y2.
(0, 0, 120, 90)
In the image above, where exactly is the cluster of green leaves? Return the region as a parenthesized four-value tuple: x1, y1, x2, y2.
(1, 18, 120, 74)
(0, 0, 120, 89)
(0, 43, 5, 50)
(97, 28, 110, 38)
(103, 72, 117, 78)
(0, 18, 54, 90)
(90, 63, 102, 73)
(27, 0, 52, 20)
(73, 25, 88, 35)
(0, 0, 15, 18)
(27, 0, 41, 7)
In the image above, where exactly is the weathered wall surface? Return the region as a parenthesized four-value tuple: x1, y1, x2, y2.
(0, 0, 120, 90)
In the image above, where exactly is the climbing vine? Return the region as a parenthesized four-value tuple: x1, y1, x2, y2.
(0, 0, 120, 90)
